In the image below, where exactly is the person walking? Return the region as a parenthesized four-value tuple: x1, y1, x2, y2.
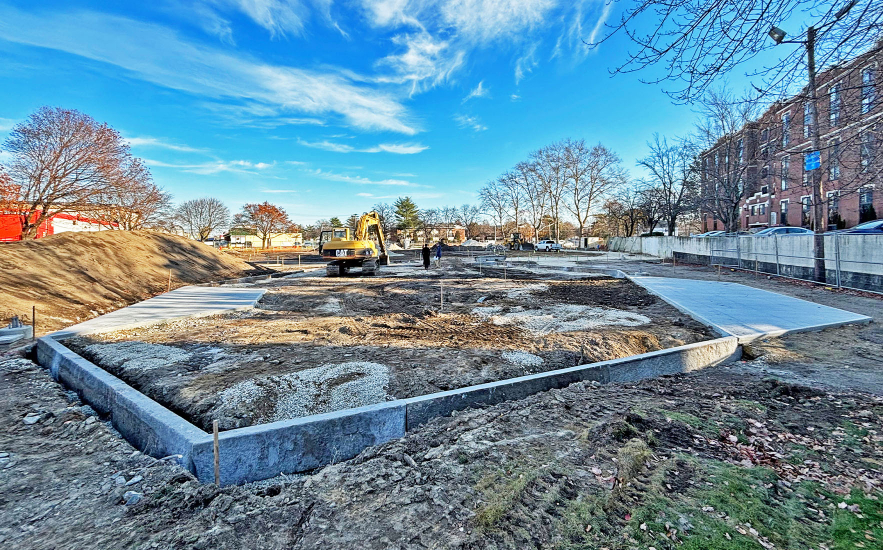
(435, 242, 442, 267)
(421, 243, 431, 270)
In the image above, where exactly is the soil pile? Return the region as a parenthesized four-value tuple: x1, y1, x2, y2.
(0, 231, 253, 334)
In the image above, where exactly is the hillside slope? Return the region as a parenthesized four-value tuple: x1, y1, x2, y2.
(0, 231, 255, 334)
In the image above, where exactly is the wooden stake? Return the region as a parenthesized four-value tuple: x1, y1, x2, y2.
(32, 305, 36, 340)
(440, 280, 444, 311)
(213, 420, 220, 485)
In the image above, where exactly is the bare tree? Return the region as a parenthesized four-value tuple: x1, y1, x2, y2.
(516, 161, 549, 242)
(594, 0, 882, 104)
(418, 208, 440, 243)
(176, 198, 230, 241)
(530, 145, 567, 241)
(562, 139, 627, 239)
(638, 185, 666, 234)
(92, 157, 172, 230)
(694, 88, 762, 232)
(638, 135, 700, 235)
(498, 170, 524, 234)
(605, 186, 645, 237)
(458, 204, 482, 239)
(3, 107, 131, 239)
(371, 202, 395, 239)
(479, 179, 508, 241)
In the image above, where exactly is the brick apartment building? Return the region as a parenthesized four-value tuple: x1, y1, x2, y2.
(700, 40, 883, 232)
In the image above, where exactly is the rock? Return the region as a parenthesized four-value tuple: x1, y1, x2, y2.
(23, 414, 41, 425)
(114, 476, 126, 486)
(125, 475, 143, 486)
(123, 491, 143, 505)
(85, 416, 96, 425)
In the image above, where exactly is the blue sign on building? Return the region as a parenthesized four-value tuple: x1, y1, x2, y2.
(804, 150, 821, 171)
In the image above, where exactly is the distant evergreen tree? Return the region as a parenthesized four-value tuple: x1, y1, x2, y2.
(394, 196, 420, 230)
(329, 216, 343, 227)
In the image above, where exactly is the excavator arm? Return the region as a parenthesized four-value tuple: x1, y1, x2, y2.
(355, 211, 388, 262)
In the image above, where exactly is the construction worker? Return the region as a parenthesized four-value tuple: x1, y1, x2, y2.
(435, 242, 442, 267)
(422, 243, 431, 270)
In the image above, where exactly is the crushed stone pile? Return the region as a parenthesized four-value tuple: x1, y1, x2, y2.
(83, 342, 193, 373)
(216, 361, 390, 426)
(473, 304, 650, 335)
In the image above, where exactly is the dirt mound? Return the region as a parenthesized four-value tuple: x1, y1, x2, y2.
(0, 231, 254, 334)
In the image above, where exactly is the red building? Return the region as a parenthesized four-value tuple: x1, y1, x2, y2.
(0, 211, 118, 241)
(701, 40, 882, 231)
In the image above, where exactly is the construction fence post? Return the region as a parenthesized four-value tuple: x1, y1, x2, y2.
(774, 235, 780, 276)
(834, 233, 842, 288)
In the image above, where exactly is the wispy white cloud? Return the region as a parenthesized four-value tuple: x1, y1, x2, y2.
(297, 138, 428, 154)
(125, 136, 206, 153)
(510, 94, 521, 101)
(462, 80, 489, 102)
(356, 192, 374, 197)
(587, 1, 613, 45)
(0, 5, 418, 134)
(515, 42, 539, 84)
(144, 158, 275, 175)
(306, 168, 421, 187)
(454, 114, 487, 132)
(261, 188, 299, 193)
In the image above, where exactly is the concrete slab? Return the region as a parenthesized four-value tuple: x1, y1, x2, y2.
(630, 277, 872, 342)
(51, 286, 266, 338)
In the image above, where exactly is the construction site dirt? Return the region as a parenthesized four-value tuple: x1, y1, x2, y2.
(65, 260, 715, 432)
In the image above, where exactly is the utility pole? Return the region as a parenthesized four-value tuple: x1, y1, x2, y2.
(769, 0, 857, 282)
(806, 25, 827, 282)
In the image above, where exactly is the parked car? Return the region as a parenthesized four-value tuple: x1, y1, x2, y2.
(695, 230, 725, 238)
(535, 239, 562, 252)
(837, 219, 883, 234)
(752, 227, 814, 237)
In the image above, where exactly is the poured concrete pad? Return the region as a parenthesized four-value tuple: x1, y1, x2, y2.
(51, 286, 266, 339)
(631, 277, 872, 342)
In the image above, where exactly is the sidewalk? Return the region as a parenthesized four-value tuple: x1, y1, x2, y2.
(630, 277, 872, 342)
(50, 286, 266, 339)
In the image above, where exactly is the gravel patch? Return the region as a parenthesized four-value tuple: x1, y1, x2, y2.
(216, 361, 390, 425)
(82, 342, 192, 373)
(505, 283, 549, 298)
(316, 297, 344, 315)
(501, 351, 544, 368)
(473, 304, 650, 335)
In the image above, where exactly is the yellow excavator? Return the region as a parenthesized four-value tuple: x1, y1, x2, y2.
(318, 211, 389, 276)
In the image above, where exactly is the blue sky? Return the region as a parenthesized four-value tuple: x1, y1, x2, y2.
(0, 0, 710, 224)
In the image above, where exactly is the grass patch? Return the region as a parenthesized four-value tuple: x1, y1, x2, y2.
(474, 462, 540, 529)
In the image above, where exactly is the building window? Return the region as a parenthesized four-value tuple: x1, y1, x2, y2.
(782, 113, 790, 146)
(860, 186, 876, 223)
(803, 159, 809, 186)
(861, 130, 875, 169)
(803, 102, 813, 138)
(759, 204, 766, 216)
(828, 139, 840, 181)
(761, 128, 769, 143)
(827, 191, 841, 229)
(781, 156, 790, 190)
(750, 205, 757, 216)
(829, 84, 841, 127)
(801, 196, 812, 227)
(761, 185, 769, 195)
(780, 200, 789, 226)
(761, 146, 770, 160)
(737, 139, 743, 163)
(862, 68, 876, 114)
(761, 165, 769, 179)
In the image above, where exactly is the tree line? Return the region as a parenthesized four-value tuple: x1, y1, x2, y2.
(0, 106, 301, 245)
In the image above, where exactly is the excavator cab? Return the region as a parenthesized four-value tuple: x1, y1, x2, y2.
(318, 228, 349, 254)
